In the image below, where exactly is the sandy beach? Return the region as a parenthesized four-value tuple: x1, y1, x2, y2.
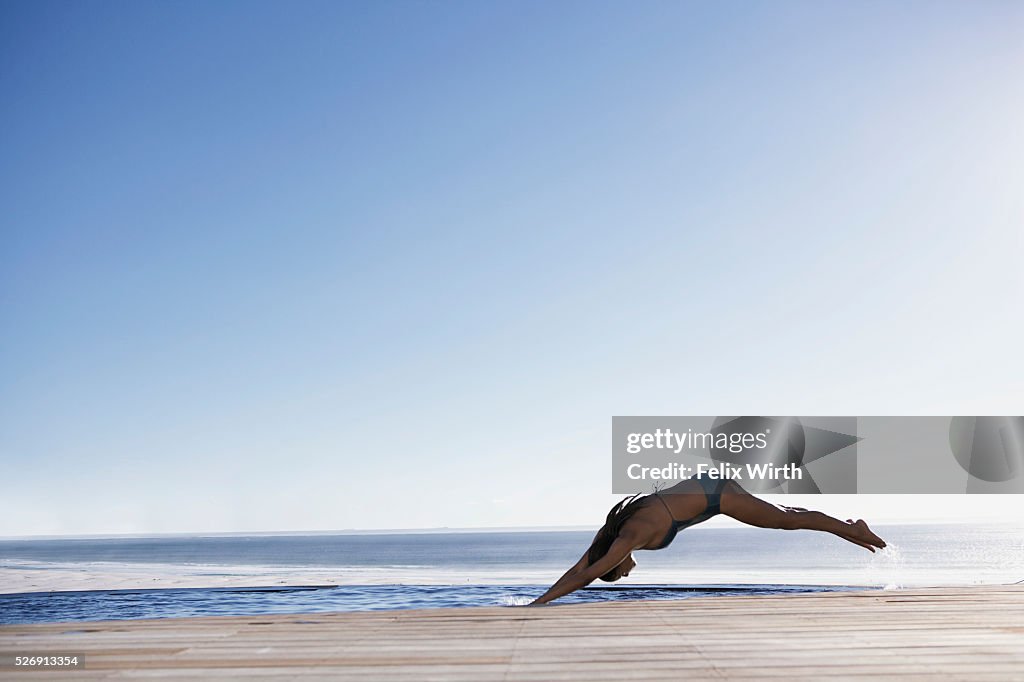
(2, 585, 1021, 680)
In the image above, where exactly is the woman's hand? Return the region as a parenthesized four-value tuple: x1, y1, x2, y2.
(532, 536, 637, 605)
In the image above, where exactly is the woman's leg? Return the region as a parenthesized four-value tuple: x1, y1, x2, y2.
(719, 482, 886, 552)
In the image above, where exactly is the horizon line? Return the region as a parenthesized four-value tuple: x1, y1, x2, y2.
(2, 517, 1018, 541)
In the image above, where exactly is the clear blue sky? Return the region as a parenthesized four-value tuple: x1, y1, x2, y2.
(2, 1, 1021, 535)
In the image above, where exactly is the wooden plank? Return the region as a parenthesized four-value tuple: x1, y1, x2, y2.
(1, 586, 1022, 680)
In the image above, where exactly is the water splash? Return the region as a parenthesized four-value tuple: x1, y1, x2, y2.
(865, 543, 904, 589)
(499, 594, 532, 607)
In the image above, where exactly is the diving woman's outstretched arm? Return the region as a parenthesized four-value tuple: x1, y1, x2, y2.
(531, 537, 636, 605)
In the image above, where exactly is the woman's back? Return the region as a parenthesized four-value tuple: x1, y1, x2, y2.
(643, 474, 731, 548)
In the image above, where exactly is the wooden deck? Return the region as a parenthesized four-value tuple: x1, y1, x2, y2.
(2, 585, 1022, 680)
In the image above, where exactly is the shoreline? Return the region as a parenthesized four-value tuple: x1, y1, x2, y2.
(1, 585, 1020, 680)
(0, 561, 911, 596)
(0, 570, 914, 598)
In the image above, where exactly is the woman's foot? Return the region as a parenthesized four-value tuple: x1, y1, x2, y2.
(846, 519, 887, 550)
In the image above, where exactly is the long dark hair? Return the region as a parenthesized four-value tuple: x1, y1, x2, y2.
(586, 493, 646, 581)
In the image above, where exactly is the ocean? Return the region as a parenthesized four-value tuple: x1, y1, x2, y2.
(1, 522, 1021, 624)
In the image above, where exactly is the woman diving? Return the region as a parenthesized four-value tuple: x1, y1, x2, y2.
(531, 473, 887, 605)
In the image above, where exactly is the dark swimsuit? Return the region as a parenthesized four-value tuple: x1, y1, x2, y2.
(650, 474, 730, 549)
